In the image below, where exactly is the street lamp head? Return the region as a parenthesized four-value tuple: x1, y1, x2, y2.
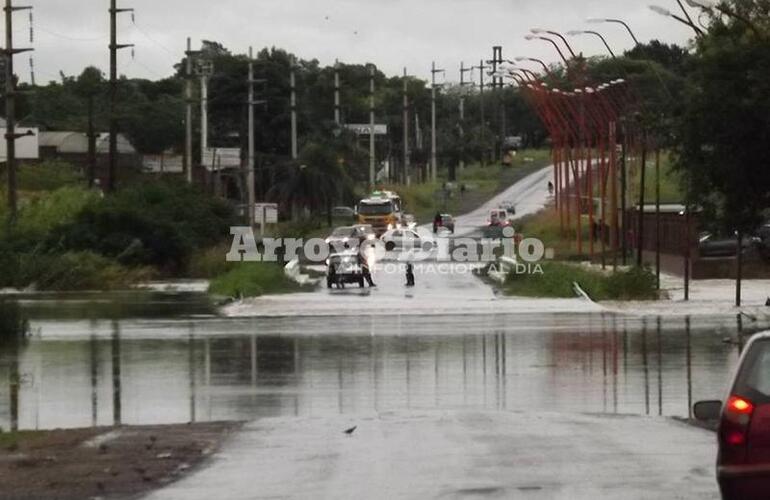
(514, 56, 528, 62)
(686, 0, 716, 8)
(524, 34, 536, 40)
(649, 5, 672, 17)
(530, 28, 546, 34)
(566, 30, 585, 36)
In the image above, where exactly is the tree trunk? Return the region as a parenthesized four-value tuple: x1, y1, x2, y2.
(736, 229, 743, 307)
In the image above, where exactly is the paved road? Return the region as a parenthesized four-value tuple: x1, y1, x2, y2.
(225, 165, 567, 319)
(146, 411, 718, 500)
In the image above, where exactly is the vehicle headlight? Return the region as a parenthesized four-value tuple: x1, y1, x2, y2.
(367, 234, 375, 240)
(343, 238, 349, 243)
(325, 238, 331, 244)
(388, 223, 394, 230)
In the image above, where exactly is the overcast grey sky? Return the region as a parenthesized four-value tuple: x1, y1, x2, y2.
(23, 0, 695, 84)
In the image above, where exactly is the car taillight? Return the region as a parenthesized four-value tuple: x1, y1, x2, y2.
(721, 395, 755, 453)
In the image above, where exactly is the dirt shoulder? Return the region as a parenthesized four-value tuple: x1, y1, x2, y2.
(0, 421, 242, 500)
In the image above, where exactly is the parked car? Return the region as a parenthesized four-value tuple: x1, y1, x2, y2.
(488, 209, 512, 227)
(694, 332, 770, 500)
(698, 232, 760, 258)
(326, 252, 365, 289)
(440, 214, 455, 234)
(380, 228, 435, 252)
(325, 226, 360, 252)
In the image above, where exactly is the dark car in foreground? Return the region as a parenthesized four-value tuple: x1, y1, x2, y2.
(695, 332, 770, 500)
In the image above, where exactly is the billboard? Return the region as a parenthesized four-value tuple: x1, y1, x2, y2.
(202, 148, 241, 171)
(142, 154, 184, 173)
(343, 124, 388, 136)
(0, 127, 40, 161)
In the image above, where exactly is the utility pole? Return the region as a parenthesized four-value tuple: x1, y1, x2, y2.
(402, 67, 410, 186)
(334, 59, 341, 126)
(247, 51, 267, 231)
(430, 61, 445, 183)
(459, 62, 473, 172)
(87, 95, 96, 188)
(184, 37, 195, 184)
(290, 56, 298, 160)
(4, 0, 33, 224)
(247, 47, 256, 230)
(369, 64, 376, 189)
(108, 0, 134, 193)
(198, 61, 212, 169)
(473, 60, 489, 166)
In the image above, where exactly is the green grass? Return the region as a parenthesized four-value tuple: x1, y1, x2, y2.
(627, 150, 683, 205)
(0, 430, 47, 450)
(503, 261, 658, 301)
(208, 262, 306, 298)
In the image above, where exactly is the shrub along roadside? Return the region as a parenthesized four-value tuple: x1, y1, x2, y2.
(503, 262, 658, 301)
(208, 263, 304, 298)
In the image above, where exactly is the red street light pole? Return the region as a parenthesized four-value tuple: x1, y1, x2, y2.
(586, 18, 641, 46)
(567, 30, 616, 58)
(524, 34, 570, 66)
(531, 28, 578, 58)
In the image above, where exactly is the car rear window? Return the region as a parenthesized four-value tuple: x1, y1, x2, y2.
(735, 339, 770, 402)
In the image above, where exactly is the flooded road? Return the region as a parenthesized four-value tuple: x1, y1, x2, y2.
(0, 292, 762, 431)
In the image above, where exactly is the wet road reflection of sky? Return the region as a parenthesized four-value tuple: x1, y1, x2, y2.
(0, 302, 761, 431)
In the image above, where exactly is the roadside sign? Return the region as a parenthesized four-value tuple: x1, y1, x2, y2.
(254, 203, 278, 234)
(343, 124, 388, 136)
(202, 148, 241, 170)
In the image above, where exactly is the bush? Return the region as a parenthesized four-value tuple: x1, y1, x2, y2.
(504, 262, 658, 301)
(47, 181, 236, 272)
(13, 251, 154, 291)
(17, 160, 82, 191)
(209, 263, 301, 298)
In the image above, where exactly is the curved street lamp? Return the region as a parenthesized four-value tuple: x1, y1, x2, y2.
(586, 18, 640, 46)
(524, 34, 570, 65)
(649, 5, 705, 37)
(514, 56, 553, 76)
(566, 30, 616, 58)
(531, 28, 577, 58)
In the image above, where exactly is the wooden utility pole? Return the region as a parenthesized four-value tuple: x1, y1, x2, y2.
(402, 68, 410, 186)
(334, 59, 341, 126)
(473, 60, 489, 166)
(184, 37, 194, 184)
(459, 62, 473, 173)
(290, 57, 298, 160)
(247, 47, 266, 230)
(108, 0, 133, 193)
(87, 95, 96, 187)
(369, 64, 376, 189)
(4, 0, 33, 225)
(430, 61, 445, 183)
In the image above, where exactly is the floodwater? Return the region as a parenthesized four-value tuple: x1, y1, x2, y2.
(0, 291, 761, 431)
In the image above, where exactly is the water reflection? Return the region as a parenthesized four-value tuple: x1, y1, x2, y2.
(0, 312, 764, 431)
(0, 299, 29, 431)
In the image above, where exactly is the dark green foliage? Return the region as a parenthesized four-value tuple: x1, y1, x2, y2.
(45, 182, 236, 272)
(674, 2, 770, 234)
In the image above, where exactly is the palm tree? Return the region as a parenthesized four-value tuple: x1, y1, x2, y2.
(269, 143, 354, 224)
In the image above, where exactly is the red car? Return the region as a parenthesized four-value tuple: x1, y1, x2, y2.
(695, 332, 770, 500)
